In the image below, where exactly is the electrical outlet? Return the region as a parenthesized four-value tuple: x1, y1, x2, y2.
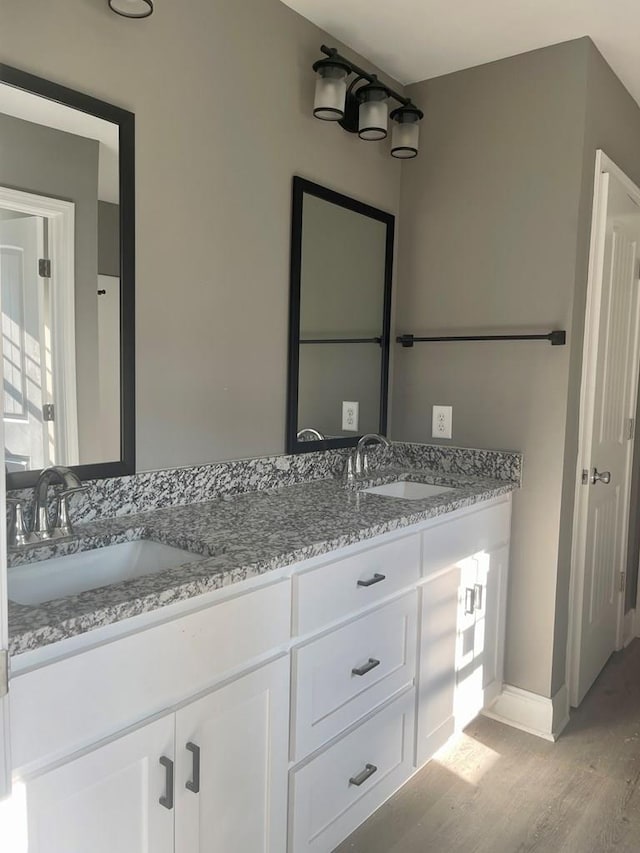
(432, 405, 452, 439)
(342, 401, 359, 432)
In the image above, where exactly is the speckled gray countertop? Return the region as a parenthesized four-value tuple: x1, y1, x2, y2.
(8, 466, 517, 656)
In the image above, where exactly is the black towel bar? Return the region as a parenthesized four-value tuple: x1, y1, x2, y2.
(396, 331, 566, 347)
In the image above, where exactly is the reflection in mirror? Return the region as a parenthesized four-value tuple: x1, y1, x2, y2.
(287, 178, 394, 453)
(0, 65, 135, 487)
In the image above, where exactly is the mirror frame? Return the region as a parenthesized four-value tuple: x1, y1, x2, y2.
(0, 63, 135, 489)
(286, 177, 394, 454)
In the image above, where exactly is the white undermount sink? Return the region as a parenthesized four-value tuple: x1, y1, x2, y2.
(362, 481, 456, 500)
(8, 539, 204, 606)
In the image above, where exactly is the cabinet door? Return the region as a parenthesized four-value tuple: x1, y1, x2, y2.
(455, 557, 484, 729)
(24, 715, 175, 853)
(476, 544, 509, 705)
(174, 656, 289, 853)
(415, 566, 460, 767)
(455, 545, 509, 729)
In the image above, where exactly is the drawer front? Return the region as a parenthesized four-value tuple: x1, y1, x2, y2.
(422, 498, 511, 578)
(11, 580, 291, 775)
(289, 690, 415, 853)
(293, 533, 420, 635)
(292, 592, 417, 760)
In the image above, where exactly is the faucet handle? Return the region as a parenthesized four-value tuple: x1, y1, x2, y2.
(54, 485, 88, 537)
(7, 497, 35, 548)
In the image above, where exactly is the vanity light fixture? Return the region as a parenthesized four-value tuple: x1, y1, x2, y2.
(108, 0, 153, 18)
(312, 45, 424, 158)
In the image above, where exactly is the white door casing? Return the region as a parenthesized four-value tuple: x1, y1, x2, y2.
(0, 279, 9, 798)
(568, 151, 640, 708)
(0, 187, 77, 468)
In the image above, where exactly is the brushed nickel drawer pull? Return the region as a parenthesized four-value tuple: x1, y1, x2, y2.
(464, 587, 475, 615)
(186, 742, 200, 794)
(349, 763, 378, 786)
(352, 658, 381, 677)
(357, 573, 386, 588)
(473, 583, 483, 611)
(159, 756, 174, 810)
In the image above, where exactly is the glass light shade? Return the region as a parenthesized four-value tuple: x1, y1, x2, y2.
(108, 0, 153, 18)
(391, 119, 420, 159)
(358, 99, 388, 141)
(313, 67, 348, 121)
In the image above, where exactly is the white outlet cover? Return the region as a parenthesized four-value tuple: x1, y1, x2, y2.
(432, 405, 453, 439)
(342, 401, 359, 432)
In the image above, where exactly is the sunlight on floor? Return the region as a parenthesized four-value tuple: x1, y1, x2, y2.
(432, 731, 501, 786)
(0, 782, 29, 853)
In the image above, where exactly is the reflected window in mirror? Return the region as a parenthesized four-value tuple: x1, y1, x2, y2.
(287, 178, 394, 453)
(0, 65, 135, 488)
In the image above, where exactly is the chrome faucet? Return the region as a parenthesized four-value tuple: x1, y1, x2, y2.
(33, 466, 87, 539)
(345, 434, 391, 481)
(7, 465, 87, 548)
(296, 427, 326, 442)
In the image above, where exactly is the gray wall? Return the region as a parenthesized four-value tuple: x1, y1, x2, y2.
(551, 42, 640, 694)
(393, 40, 589, 698)
(0, 112, 101, 463)
(0, 0, 401, 471)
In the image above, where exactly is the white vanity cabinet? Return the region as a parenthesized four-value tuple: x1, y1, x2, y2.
(23, 656, 289, 853)
(10, 492, 513, 853)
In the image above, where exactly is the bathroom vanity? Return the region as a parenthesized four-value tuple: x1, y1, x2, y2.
(5, 446, 517, 853)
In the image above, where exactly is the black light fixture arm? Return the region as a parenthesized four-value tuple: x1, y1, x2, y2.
(320, 45, 413, 110)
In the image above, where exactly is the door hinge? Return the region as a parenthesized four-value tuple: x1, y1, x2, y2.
(581, 468, 589, 485)
(43, 403, 55, 422)
(38, 258, 51, 278)
(620, 572, 626, 593)
(628, 418, 635, 440)
(0, 650, 7, 699)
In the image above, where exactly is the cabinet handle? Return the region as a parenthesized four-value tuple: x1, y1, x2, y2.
(352, 657, 381, 677)
(474, 583, 483, 611)
(159, 756, 174, 810)
(464, 587, 475, 615)
(186, 742, 201, 794)
(349, 763, 378, 786)
(357, 573, 386, 588)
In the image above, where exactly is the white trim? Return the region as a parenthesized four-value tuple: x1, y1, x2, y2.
(567, 150, 640, 709)
(0, 272, 9, 797)
(483, 683, 570, 742)
(0, 185, 78, 466)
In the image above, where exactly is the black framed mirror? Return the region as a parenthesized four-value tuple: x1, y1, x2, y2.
(0, 64, 135, 489)
(286, 177, 394, 453)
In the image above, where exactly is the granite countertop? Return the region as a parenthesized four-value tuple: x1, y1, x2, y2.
(8, 467, 517, 656)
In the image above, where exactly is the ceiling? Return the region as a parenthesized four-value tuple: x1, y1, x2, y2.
(281, 0, 640, 104)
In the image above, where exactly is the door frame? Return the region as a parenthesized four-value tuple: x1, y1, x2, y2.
(567, 149, 640, 707)
(0, 185, 78, 465)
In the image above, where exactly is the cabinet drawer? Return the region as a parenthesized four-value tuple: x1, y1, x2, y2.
(422, 498, 511, 578)
(293, 533, 420, 635)
(291, 592, 417, 760)
(289, 690, 415, 853)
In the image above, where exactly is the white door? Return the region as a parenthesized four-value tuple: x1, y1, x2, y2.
(174, 657, 289, 853)
(0, 215, 53, 473)
(570, 152, 640, 707)
(0, 317, 9, 800)
(23, 715, 174, 853)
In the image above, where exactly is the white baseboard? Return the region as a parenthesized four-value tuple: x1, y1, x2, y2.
(482, 683, 570, 742)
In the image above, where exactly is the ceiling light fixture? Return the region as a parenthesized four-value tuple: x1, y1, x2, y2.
(312, 45, 424, 158)
(108, 0, 153, 19)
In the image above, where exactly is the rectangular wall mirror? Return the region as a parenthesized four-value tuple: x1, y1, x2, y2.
(0, 64, 135, 488)
(286, 177, 394, 453)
